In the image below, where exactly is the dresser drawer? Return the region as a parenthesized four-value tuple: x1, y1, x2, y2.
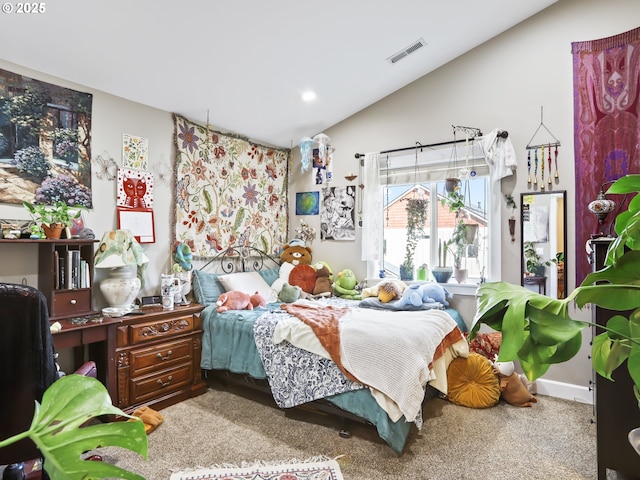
(51, 289, 92, 317)
(127, 314, 194, 346)
(129, 363, 192, 405)
(129, 338, 192, 376)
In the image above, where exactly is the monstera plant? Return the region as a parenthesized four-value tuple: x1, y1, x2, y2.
(472, 174, 640, 405)
(0, 374, 148, 479)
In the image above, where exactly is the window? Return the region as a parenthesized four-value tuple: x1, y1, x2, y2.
(375, 143, 501, 284)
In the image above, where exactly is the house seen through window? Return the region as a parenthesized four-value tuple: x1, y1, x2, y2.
(379, 146, 491, 284)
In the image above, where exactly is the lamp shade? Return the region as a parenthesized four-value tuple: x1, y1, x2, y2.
(94, 230, 149, 309)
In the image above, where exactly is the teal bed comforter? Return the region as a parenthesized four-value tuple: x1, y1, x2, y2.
(200, 302, 464, 454)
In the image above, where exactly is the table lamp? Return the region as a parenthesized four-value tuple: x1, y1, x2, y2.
(94, 229, 149, 309)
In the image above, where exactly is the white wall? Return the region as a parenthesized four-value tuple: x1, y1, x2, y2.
(288, 0, 640, 392)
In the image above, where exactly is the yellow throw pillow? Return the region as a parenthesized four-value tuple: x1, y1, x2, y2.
(447, 352, 501, 408)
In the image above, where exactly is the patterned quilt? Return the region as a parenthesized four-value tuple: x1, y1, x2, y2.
(253, 310, 364, 408)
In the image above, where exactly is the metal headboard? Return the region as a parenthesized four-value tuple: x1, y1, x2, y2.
(196, 246, 280, 274)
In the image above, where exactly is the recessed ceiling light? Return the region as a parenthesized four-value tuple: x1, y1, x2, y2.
(301, 90, 317, 102)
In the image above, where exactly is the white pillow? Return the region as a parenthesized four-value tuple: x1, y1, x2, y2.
(270, 262, 294, 294)
(218, 271, 278, 303)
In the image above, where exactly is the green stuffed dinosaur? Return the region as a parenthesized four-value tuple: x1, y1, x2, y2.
(333, 269, 361, 300)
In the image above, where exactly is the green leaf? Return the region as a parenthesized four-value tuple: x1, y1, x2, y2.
(23, 375, 148, 480)
(528, 307, 586, 345)
(573, 284, 640, 310)
(546, 332, 584, 364)
(592, 334, 615, 381)
(582, 250, 640, 286)
(629, 346, 640, 391)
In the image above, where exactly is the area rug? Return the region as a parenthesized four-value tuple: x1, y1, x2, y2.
(169, 456, 344, 480)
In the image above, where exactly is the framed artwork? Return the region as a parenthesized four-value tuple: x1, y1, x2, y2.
(296, 191, 319, 215)
(122, 134, 149, 170)
(117, 207, 155, 243)
(117, 167, 154, 209)
(320, 186, 356, 241)
(0, 67, 93, 206)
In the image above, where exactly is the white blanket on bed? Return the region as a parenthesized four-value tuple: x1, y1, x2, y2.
(273, 300, 468, 423)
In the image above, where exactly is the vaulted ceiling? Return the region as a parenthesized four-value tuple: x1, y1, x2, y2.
(0, 0, 557, 148)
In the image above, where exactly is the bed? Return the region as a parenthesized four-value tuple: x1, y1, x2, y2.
(193, 247, 469, 454)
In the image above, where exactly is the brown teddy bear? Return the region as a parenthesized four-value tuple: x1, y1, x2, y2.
(313, 262, 333, 297)
(280, 241, 313, 266)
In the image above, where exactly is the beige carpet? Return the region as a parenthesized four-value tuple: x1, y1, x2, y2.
(103, 381, 603, 480)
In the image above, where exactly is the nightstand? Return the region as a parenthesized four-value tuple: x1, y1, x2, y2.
(112, 304, 207, 413)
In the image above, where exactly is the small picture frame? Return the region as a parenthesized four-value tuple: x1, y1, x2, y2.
(117, 207, 155, 243)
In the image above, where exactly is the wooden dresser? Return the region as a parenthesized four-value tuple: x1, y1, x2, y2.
(113, 304, 208, 413)
(592, 238, 640, 479)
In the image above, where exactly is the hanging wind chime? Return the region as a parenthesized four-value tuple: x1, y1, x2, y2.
(526, 107, 561, 188)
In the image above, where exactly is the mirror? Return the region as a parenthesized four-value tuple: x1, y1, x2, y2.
(520, 190, 567, 299)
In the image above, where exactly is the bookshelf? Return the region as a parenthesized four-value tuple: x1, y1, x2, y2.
(0, 238, 98, 321)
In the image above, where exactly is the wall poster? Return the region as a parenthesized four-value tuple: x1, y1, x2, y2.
(321, 186, 355, 241)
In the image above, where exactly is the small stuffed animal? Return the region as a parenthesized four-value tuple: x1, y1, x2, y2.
(278, 283, 301, 303)
(395, 283, 450, 308)
(361, 279, 407, 301)
(493, 359, 538, 407)
(333, 269, 361, 300)
(312, 262, 333, 297)
(376, 280, 403, 303)
(216, 291, 257, 313)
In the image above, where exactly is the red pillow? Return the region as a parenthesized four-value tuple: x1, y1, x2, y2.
(289, 264, 316, 294)
(467, 332, 502, 360)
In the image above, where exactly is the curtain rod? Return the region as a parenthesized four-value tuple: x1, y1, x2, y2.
(354, 130, 509, 159)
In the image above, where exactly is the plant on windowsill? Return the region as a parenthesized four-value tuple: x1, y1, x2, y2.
(23, 200, 86, 239)
(400, 196, 428, 281)
(0, 374, 147, 479)
(472, 174, 640, 453)
(432, 239, 453, 283)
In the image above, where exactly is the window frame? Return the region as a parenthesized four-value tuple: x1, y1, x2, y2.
(373, 149, 502, 285)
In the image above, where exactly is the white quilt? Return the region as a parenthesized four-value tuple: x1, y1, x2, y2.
(273, 301, 468, 423)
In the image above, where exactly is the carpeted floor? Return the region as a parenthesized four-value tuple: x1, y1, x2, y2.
(103, 381, 613, 480)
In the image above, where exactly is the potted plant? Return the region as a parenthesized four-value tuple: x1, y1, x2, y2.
(0, 374, 147, 479)
(523, 241, 545, 276)
(23, 200, 85, 239)
(449, 222, 468, 283)
(432, 239, 453, 283)
(400, 196, 428, 280)
(472, 174, 640, 422)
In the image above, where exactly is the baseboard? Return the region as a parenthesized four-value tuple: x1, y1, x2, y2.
(535, 378, 594, 405)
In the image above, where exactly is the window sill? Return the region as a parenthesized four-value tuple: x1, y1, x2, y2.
(365, 278, 479, 297)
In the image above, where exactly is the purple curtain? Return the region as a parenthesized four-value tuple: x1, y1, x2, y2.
(572, 27, 640, 285)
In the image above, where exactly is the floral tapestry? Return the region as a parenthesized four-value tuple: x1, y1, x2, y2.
(572, 27, 640, 284)
(173, 114, 289, 257)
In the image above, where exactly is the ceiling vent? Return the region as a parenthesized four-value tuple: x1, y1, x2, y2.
(386, 38, 426, 64)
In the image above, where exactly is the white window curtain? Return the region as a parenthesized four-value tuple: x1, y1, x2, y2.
(361, 152, 382, 279)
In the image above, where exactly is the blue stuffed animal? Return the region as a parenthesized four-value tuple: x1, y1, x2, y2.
(395, 283, 450, 308)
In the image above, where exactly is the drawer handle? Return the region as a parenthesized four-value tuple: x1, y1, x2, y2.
(161, 323, 170, 332)
(157, 375, 173, 388)
(156, 350, 173, 361)
(70, 299, 77, 305)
